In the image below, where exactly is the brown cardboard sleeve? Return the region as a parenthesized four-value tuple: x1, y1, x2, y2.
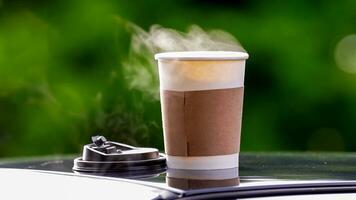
(161, 91, 188, 156)
(161, 87, 243, 156)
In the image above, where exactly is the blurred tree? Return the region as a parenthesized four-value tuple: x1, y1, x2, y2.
(1, 0, 356, 157)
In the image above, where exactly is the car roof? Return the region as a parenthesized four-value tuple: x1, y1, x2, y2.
(2, 152, 356, 199)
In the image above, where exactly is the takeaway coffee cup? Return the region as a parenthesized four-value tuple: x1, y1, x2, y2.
(155, 51, 248, 170)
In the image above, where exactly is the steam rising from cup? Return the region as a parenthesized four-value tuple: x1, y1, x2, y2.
(119, 19, 246, 99)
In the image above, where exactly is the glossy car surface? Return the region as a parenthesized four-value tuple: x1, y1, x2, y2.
(1, 152, 356, 199)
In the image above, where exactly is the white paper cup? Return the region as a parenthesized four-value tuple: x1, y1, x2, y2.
(155, 51, 248, 170)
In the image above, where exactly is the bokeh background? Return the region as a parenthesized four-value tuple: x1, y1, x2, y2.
(1, 0, 356, 157)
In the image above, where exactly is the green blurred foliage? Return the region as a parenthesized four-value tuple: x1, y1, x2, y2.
(1, 0, 356, 157)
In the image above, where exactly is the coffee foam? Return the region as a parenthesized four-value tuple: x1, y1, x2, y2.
(157, 59, 246, 91)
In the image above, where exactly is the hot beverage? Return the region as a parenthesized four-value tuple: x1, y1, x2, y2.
(155, 51, 248, 170)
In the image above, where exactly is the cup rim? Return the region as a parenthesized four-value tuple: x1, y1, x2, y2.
(154, 51, 249, 61)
